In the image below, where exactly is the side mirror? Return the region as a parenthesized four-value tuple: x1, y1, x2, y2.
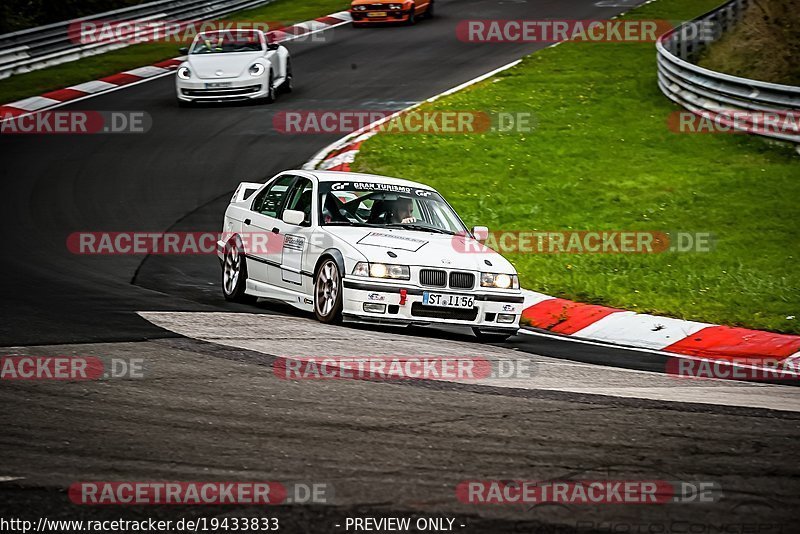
(472, 226, 489, 242)
(283, 209, 305, 226)
(178, 46, 189, 55)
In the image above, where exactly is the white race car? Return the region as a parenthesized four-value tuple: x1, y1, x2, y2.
(218, 171, 523, 341)
(176, 30, 291, 105)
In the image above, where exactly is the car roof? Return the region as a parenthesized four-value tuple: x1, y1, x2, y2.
(307, 170, 438, 192)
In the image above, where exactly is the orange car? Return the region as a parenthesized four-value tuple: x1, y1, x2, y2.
(350, 0, 434, 26)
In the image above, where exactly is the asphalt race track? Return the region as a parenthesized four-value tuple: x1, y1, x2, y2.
(1, 0, 798, 532)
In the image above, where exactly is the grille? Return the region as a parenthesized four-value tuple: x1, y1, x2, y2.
(182, 85, 261, 97)
(411, 303, 479, 321)
(449, 271, 475, 289)
(419, 269, 447, 287)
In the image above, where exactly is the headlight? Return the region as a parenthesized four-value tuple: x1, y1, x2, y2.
(249, 63, 265, 76)
(481, 273, 519, 289)
(352, 5, 367, 10)
(353, 262, 410, 280)
(177, 66, 191, 80)
(388, 3, 403, 9)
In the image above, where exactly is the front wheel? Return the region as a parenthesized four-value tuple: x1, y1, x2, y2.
(222, 237, 255, 303)
(264, 70, 276, 103)
(406, 6, 416, 25)
(314, 259, 343, 324)
(425, 0, 434, 18)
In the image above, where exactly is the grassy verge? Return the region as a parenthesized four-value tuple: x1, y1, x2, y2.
(0, 0, 348, 105)
(353, 0, 800, 334)
(698, 0, 800, 85)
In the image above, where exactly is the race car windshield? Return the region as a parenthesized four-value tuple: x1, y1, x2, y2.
(190, 32, 264, 54)
(320, 183, 468, 235)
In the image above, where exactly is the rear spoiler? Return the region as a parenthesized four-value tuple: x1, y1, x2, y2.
(231, 182, 263, 204)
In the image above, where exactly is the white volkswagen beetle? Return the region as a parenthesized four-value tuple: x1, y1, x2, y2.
(218, 171, 522, 341)
(176, 29, 291, 106)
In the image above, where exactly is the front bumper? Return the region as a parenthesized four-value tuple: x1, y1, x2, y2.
(342, 279, 523, 329)
(176, 76, 268, 102)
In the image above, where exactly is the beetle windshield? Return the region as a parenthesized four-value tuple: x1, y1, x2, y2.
(190, 31, 264, 54)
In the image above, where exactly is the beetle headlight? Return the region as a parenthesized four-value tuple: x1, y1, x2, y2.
(481, 273, 519, 289)
(249, 63, 265, 76)
(388, 3, 403, 9)
(353, 262, 410, 280)
(352, 5, 367, 10)
(177, 66, 191, 80)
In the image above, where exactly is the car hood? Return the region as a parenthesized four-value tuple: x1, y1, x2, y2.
(187, 52, 263, 79)
(324, 227, 517, 274)
(352, 0, 395, 5)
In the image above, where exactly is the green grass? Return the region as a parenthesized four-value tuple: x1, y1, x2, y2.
(353, 0, 800, 334)
(0, 0, 349, 105)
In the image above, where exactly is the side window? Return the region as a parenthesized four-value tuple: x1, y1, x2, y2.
(283, 178, 314, 226)
(252, 175, 295, 218)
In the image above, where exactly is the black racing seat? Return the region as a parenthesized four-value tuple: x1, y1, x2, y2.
(323, 193, 349, 223)
(368, 200, 388, 224)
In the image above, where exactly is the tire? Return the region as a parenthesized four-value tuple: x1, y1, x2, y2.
(425, 0, 434, 18)
(280, 59, 293, 94)
(177, 99, 193, 108)
(314, 258, 343, 324)
(264, 70, 276, 103)
(222, 237, 255, 303)
(406, 6, 416, 25)
(472, 328, 514, 343)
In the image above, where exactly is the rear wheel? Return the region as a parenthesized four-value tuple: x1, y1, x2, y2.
(425, 0, 434, 18)
(314, 259, 343, 324)
(280, 59, 293, 94)
(222, 237, 255, 303)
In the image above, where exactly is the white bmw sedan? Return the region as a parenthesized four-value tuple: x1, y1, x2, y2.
(176, 30, 292, 105)
(218, 171, 522, 341)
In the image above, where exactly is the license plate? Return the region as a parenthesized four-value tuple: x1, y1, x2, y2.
(367, 11, 387, 17)
(205, 82, 232, 89)
(423, 292, 474, 309)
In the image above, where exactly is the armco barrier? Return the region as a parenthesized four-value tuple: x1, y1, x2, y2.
(656, 0, 800, 146)
(0, 0, 276, 79)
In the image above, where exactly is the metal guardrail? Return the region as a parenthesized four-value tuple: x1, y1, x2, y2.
(656, 0, 800, 145)
(0, 0, 276, 79)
